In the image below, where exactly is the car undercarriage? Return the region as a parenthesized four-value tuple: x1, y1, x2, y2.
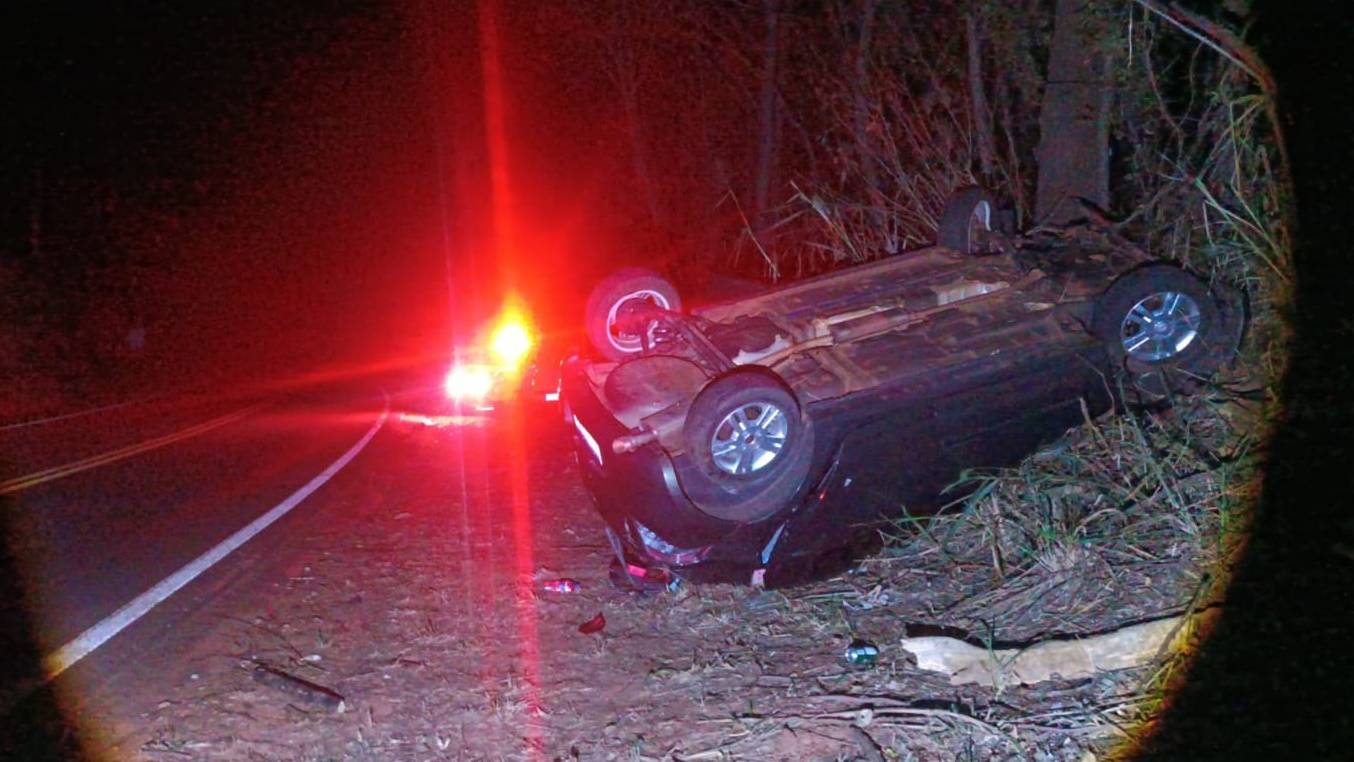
(563, 190, 1245, 584)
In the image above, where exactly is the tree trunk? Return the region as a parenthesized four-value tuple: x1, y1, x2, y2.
(602, 6, 663, 229)
(852, 0, 881, 196)
(966, 14, 996, 179)
(1035, 0, 1112, 224)
(618, 68, 663, 228)
(752, 0, 780, 228)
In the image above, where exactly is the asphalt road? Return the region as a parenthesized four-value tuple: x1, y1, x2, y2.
(0, 378, 436, 753)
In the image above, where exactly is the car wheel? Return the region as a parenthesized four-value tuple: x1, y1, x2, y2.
(584, 268, 682, 361)
(1093, 265, 1228, 399)
(680, 369, 814, 523)
(938, 186, 1010, 254)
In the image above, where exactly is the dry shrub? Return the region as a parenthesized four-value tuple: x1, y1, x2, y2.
(753, 2, 1293, 319)
(898, 397, 1255, 577)
(1112, 0, 1294, 390)
(778, 2, 1291, 587)
(748, 3, 1012, 278)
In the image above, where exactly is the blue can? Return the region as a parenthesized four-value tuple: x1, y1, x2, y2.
(844, 639, 880, 665)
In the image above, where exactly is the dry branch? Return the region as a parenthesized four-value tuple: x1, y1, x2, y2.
(251, 664, 346, 712)
(1129, 0, 1289, 179)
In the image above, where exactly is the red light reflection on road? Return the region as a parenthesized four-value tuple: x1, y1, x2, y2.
(474, 1, 543, 755)
(504, 406, 543, 741)
(445, 406, 544, 758)
(397, 411, 489, 428)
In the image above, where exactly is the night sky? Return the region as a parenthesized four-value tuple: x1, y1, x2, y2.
(7, 1, 1353, 402)
(10, 2, 595, 408)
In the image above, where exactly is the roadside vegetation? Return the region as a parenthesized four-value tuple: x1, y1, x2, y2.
(788, 2, 1290, 756)
(550, 0, 1292, 757)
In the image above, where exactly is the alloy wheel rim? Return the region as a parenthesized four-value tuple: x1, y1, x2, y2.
(1119, 290, 1203, 361)
(709, 401, 789, 476)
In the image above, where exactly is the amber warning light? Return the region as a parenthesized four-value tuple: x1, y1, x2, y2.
(490, 320, 532, 369)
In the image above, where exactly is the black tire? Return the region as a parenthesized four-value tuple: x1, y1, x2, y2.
(584, 268, 682, 361)
(938, 186, 1010, 254)
(679, 369, 814, 523)
(1092, 265, 1229, 399)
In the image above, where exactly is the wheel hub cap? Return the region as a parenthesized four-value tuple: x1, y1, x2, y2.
(710, 402, 789, 476)
(1119, 291, 1203, 362)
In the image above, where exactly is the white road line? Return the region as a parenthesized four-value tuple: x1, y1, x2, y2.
(42, 396, 390, 680)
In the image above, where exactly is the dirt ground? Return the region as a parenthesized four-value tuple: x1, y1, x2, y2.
(84, 407, 1227, 762)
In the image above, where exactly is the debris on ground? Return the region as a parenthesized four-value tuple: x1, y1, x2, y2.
(577, 611, 606, 634)
(844, 639, 881, 666)
(540, 578, 581, 594)
(901, 609, 1222, 687)
(104, 397, 1254, 760)
(250, 663, 346, 713)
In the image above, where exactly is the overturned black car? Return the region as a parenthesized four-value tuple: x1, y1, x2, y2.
(561, 190, 1245, 585)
